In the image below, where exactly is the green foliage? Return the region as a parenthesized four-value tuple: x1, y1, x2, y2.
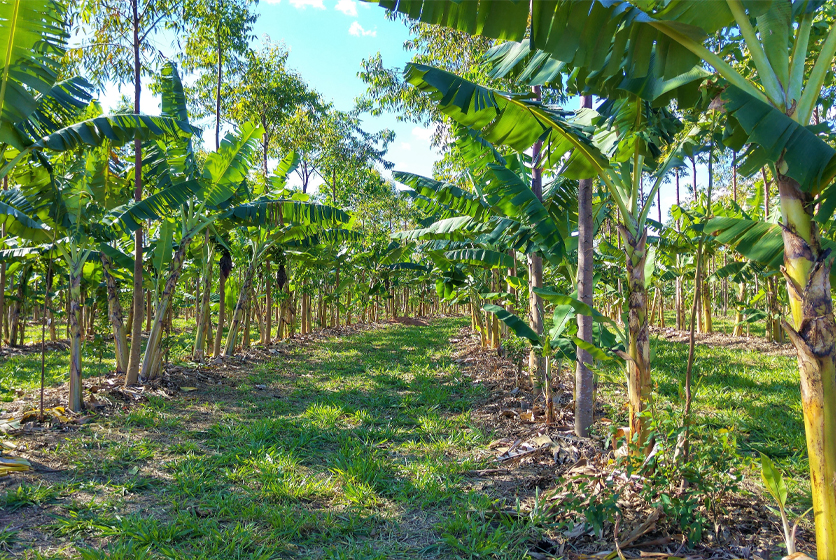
(761, 452, 788, 510)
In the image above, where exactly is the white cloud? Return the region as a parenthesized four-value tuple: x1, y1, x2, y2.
(400, 142, 412, 151)
(335, 0, 357, 16)
(349, 21, 376, 37)
(289, 0, 325, 9)
(411, 126, 433, 142)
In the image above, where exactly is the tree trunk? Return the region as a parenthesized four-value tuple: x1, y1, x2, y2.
(101, 254, 128, 375)
(213, 252, 232, 357)
(575, 93, 595, 436)
(193, 233, 213, 362)
(139, 237, 193, 382)
(212, 271, 226, 358)
(733, 283, 745, 336)
(265, 260, 272, 344)
(0, 261, 5, 346)
(125, 0, 145, 387)
(224, 259, 256, 356)
(243, 291, 252, 349)
(777, 174, 836, 557)
(621, 226, 650, 452)
(702, 276, 713, 333)
(9, 266, 30, 347)
(0, 176, 5, 346)
(68, 268, 83, 412)
(335, 263, 340, 328)
(215, 41, 222, 151)
(528, 86, 545, 380)
(145, 290, 152, 332)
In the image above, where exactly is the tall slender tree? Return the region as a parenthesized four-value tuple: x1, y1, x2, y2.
(575, 94, 595, 437)
(179, 0, 258, 149)
(70, 0, 182, 386)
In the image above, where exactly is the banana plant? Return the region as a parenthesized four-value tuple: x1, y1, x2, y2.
(403, 63, 700, 450)
(218, 204, 353, 355)
(370, 0, 836, 551)
(484, 288, 622, 422)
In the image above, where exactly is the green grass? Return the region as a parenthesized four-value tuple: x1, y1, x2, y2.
(0, 315, 812, 558)
(596, 325, 807, 501)
(0, 313, 268, 400)
(1, 318, 550, 559)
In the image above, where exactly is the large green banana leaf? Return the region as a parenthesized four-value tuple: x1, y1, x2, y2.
(404, 63, 607, 179)
(395, 171, 488, 220)
(0, 0, 67, 126)
(444, 248, 514, 269)
(0, 198, 50, 242)
(223, 200, 350, 227)
(114, 179, 201, 232)
(2, 77, 94, 150)
(721, 85, 836, 198)
(394, 216, 489, 242)
(202, 122, 264, 205)
(373, 0, 733, 83)
(482, 303, 541, 346)
(484, 39, 710, 107)
(704, 216, 836, 278)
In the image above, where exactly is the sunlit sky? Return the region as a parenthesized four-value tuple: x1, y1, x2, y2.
(96, 0, 710, 221)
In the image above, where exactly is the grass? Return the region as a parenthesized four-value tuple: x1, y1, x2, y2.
(1, 318, 551, 559)
(595, 322, 808, 501)
(0, 315, 812, 558)
(0, 313, 267, 400)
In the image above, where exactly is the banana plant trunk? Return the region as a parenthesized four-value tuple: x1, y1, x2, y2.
(265, 261, 272, 344)
(100, 255, 128, 376)
(213, 253, 232, 357)
(0, 261, 5, 345)
(139, 237, 193, 383)
(68, 266, 83, 412)
(733, 283, 745, 336)
(224, 258, 256, 356)
(193, 235, 213, 362)
(9, 265, 31, 347)
(777, 174, 836, 557)
(621, 226, 651, 452)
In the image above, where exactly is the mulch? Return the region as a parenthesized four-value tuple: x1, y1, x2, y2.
(449, 326, 811, 560)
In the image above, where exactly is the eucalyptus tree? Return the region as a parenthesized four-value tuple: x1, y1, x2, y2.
(179, 0, 258, 150)
(227, 39, 319, 182)
(70, 0, 186, 384)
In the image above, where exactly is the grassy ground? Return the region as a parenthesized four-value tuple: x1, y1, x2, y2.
(596, 325, 807, 502)
(0, 316, 810, 558)
(0, 315, 265, 399)
(0, 318, 559, 560)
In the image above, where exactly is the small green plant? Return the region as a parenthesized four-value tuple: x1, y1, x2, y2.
(0, 526, 18, 550)
(760, 452, 812, 556)
(1, 483, 59, 512)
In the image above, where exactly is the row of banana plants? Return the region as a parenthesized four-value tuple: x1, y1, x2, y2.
(370, 0, 836, 554)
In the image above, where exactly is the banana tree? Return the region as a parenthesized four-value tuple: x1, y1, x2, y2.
(218, 204, 353, 355)
(372, 0, 836, 551)
(484, 289, 622, 422)
(403, 63, 702, 449)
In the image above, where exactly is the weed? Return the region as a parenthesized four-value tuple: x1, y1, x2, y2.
(1, 484, 60, 512)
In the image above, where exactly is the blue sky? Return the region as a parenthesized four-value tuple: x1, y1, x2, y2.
(254, 0, 439, 184)
(98, 0, 709, 220)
